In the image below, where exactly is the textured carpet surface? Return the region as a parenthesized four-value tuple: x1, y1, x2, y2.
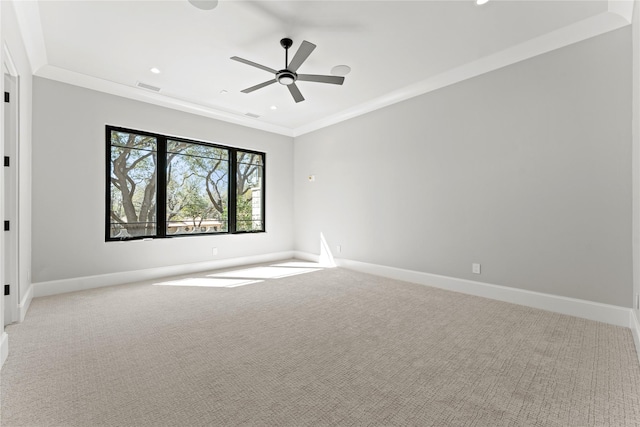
(1, 261, 640, 426)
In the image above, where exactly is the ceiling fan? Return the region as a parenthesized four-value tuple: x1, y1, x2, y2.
(231, 38, 345, 103)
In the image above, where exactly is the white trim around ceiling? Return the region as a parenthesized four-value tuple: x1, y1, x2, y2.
(10, 0, 47, 74)
(12, 0, 634, 138)
(36, 64, 295, 137)
(293, 1, 634, 136)
(610, 0, 635, 19)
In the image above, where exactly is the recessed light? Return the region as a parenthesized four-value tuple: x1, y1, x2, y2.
(331, 65, 351, 77)
(189, 0, 218, 10)
(476, 0, 490, 5)
(270, 105, 278, 110)
(150, 67, 161, 74)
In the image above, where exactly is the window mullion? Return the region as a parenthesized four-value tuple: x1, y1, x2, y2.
(157, 136, 167, 238)
(261, 153, 266, 232)
(229, 148, 237, 233)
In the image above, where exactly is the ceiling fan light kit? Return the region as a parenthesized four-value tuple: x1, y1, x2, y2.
(231, 38, 345, 103)
(277, 71, 296, 86)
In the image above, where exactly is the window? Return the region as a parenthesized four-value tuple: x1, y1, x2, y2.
(236, 151, 264, 232)
(109, 131, 158, 239)
(107, 126, 265, 241)
(166, 140, 229, 235)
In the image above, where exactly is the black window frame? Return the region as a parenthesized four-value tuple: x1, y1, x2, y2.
(106, 125, 266, 241)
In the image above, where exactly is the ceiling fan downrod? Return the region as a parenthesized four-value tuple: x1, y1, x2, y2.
(276, 38, 296, 86)
(281, 38, 293, 68)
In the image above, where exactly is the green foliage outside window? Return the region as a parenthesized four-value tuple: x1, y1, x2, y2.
(107, 127, 264, 240)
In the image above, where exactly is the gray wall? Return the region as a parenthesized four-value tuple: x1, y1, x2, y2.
(32, 78, 294, 283)
(294, 27, 632, 307)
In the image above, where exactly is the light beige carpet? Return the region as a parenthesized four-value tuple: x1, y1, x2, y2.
(1, 261, 640, 426)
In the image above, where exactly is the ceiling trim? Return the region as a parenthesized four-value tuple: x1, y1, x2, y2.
(36, 65, 294, 137)
(609, 0, 634, 22)
(11, 0, 634, 139)
(3, 41, 19, 77)
(11, 0, 47, 74)
(293, 1, 633, 136)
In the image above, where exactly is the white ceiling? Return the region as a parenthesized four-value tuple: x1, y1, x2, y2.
(12, 0, 633, 136)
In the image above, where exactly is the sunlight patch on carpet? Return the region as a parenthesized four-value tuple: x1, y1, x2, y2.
(152, 262, 324, 289)
(152, 277, 263, 288)
(207, 266, 322, 280)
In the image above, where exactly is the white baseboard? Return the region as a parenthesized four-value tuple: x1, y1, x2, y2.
(631, 310, 640, 365)
(19, 251, 640, 367)
(18, 283, 33, 322)
(27, 250, 640, 361)
(33, 251, 295, 298)
(0, 332, 8, 369)
(296, 252, 633, 329)
(294, 251, 321, 263)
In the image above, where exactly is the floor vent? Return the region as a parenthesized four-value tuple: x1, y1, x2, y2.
(136, 81, 161, 92)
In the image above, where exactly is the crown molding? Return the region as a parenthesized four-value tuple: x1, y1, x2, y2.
(11, 0, 634, 138)
(35, 65, 294, 137)
(292, 1, 633, 136)
(10, 0, 47, 73)
(609, 0, 634, 23)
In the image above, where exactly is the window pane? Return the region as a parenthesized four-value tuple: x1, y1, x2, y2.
(166, 141, 229, 235)
(236, 151, 264, 232)
(109, 131, 157, 239)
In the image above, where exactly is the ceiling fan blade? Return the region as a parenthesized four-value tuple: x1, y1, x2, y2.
(231, 56, 277, 74)
(241, 79, 277, 93)
(288, 83, 305, 103)
(287, 40, 316, 72)
(297, 74, 345, 85)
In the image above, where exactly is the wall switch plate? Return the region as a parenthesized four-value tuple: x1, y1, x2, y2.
(212, 247, 218, 256)
(472, 263, 481, 274)
(336, 245, 342, 253)
(636, 293, 640, 310)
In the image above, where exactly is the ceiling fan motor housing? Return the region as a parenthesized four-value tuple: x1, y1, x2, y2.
(280, 38, 293, 49)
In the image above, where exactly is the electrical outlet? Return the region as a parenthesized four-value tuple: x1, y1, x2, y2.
(472, 263, 481, 274)
(212, 247, 218, 256)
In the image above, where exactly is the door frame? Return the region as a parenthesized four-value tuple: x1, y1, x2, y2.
(3, 42, 19, 326)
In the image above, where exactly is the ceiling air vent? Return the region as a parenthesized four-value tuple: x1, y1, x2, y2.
(245, 112, 260, 118)
(136, 81, 161, 92)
